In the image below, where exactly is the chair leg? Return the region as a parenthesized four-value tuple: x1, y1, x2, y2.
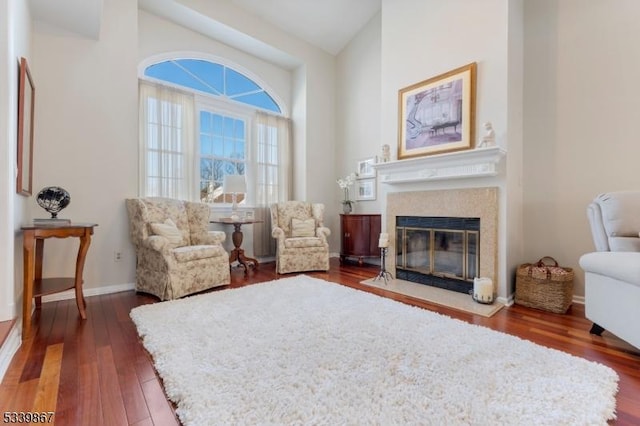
(589, 323, 605, 336)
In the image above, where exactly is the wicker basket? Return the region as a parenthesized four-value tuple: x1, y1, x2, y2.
(515, 256, 574, 314)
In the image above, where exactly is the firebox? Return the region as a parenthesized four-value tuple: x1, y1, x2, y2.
(395, 216, 479, 294)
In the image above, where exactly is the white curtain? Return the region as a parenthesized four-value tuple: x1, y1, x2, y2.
(253, 111, 292, 257)
(138, 81, 195, 200)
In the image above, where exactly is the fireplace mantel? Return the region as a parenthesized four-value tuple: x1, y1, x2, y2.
(372, 146, 506, 184)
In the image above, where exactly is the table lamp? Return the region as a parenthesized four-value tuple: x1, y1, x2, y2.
(223, 174, 246, 221)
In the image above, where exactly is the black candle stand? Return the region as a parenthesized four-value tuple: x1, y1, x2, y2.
(373, 247, 393, 285)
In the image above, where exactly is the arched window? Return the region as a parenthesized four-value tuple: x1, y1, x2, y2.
(144, 59, 281, 113)
(139, 57, 288, 207)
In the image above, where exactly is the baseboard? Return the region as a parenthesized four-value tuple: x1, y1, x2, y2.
(497, 294, 514, 306)
(42, 282, 136, 303)
(0, 321, 21, 383)
(572, 295, 585, 305)
(501, 294, 584, 307)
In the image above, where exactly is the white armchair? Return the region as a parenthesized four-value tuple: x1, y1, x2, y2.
(579, 191, 640, 349)
(126, 197, 231, 300)
(270, 201, 331, 274)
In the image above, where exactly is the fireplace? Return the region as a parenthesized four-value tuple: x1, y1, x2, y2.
(385, 187, 498, 296)
(372, 148, 504, 299)
(396, 216, 479, 294)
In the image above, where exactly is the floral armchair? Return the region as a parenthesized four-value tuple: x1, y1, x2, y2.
(270, 201, 331, 274)
(126, 197, 230, 300)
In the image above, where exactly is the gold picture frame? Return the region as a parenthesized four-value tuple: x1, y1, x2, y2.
(17, 57, 35, 196)
(398, 62, 476, 159)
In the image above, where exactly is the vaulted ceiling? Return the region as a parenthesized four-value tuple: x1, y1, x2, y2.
(28, 0, 381, 58)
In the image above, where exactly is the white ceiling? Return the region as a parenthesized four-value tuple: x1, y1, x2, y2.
(230, 0, 381, 55)
(29, 0, 103, 39)
(28, 0, 381, 58)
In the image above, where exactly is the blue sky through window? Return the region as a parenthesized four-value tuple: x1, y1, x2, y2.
(145, 59, 281, 113)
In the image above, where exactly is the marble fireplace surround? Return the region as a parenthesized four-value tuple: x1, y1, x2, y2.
(386, 187, 499, 293)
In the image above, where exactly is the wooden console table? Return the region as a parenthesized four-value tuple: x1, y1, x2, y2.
(21, 222, 97, 338)
(211, 218, 262, 274)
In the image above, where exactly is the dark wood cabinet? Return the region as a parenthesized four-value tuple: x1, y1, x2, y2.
(340, 214, 381, 265)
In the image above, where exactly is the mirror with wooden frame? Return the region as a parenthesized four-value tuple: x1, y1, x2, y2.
(17, 56, 34, 196)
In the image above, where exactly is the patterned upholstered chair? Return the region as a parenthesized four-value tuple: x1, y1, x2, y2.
(270, 201, 331, 274)
(126, 197, 230, 300)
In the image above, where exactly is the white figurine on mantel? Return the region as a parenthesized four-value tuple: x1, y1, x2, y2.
(478, 122, 495, 148)
(381, 144, 391, 162)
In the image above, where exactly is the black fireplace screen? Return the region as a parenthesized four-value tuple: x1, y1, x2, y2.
(396, 216, 479, 292)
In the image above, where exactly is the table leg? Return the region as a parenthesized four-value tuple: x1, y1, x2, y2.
(74, 229, 92, 320)
(22, 231, 35, 339)
(34, 239, 44, 309)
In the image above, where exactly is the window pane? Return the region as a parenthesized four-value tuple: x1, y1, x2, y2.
(236, 142, 245, 160)
(212, 159, 225, 181)
(224, 139, 234, 158)
(200, 135, 213, 155)
(213, 136, 224, 156)
(200, 112, 211, 133)
(223, 117, 234, 138)
(234, 92, 281, 113)
(212, 115, 223, 135)
(223, 161, 237, 175)
(145, 61, 214, 95)
(225, 68, 260, 95)
(200, 158, 213, 180)
(234, 119, 245, 139)
(179, 59, 223, 95)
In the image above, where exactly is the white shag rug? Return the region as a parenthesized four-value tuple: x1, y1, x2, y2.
(130, 275, 619, 425)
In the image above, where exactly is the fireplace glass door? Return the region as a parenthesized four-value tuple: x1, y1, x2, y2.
(396, 217, 479, 284)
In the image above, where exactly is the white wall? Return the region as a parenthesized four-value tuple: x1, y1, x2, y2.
(505, 0, 525, 296)
(1, 0, 32, 322)
(523, 0, 640, 297)
(333, 12, 382, 251)
(30, 0, 139, 291)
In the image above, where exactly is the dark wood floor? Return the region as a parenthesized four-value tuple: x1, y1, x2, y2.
(1, 259, 639, 425)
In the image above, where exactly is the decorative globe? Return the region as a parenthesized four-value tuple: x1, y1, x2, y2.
(36, 186, 71, 219)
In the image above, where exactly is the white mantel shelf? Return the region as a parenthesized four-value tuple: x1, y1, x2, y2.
(372, 146, 506, 184)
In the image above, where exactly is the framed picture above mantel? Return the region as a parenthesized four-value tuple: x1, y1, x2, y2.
(398, 62, 476, 160)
